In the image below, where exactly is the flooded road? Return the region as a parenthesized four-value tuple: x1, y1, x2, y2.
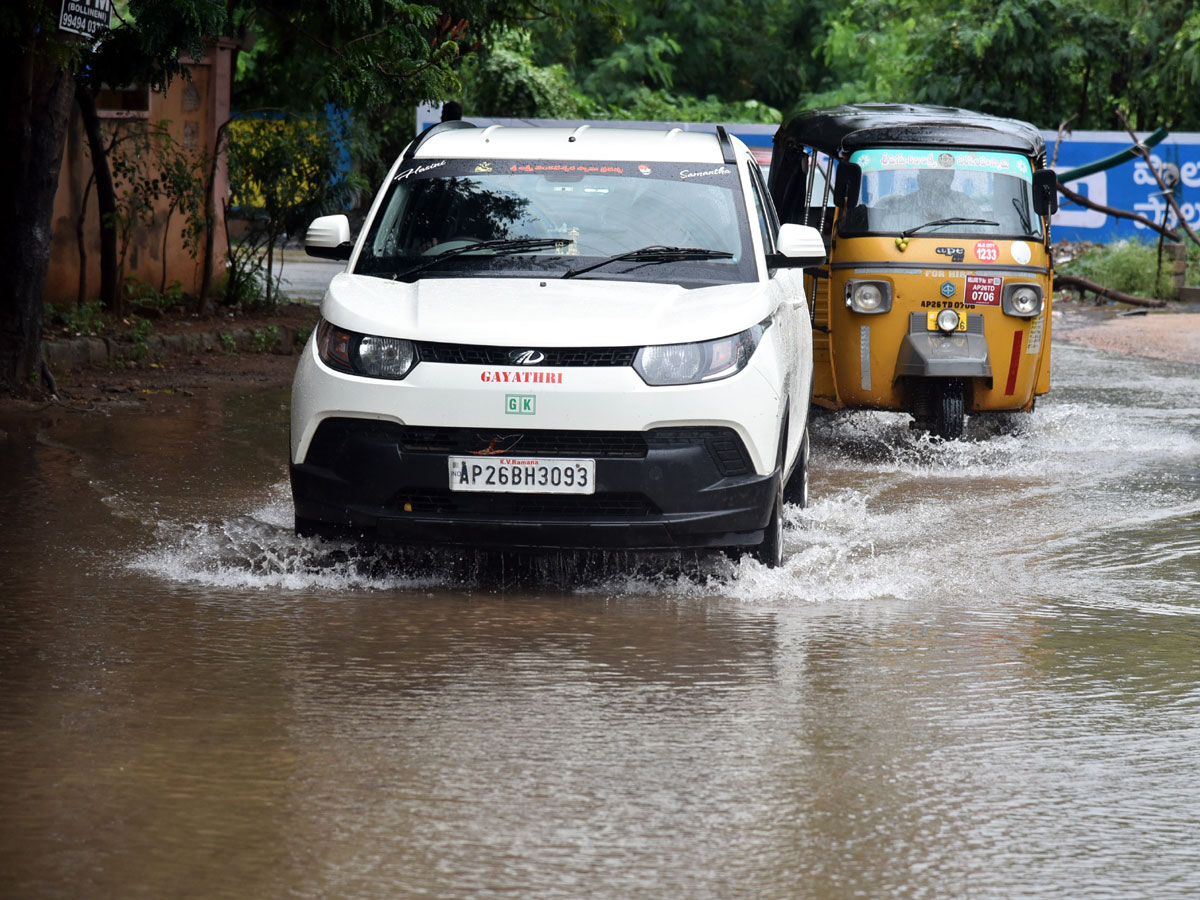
(1, 341, 1197, 899)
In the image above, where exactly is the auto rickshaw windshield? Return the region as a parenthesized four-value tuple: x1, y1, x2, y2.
(840, 147, 1043, 239)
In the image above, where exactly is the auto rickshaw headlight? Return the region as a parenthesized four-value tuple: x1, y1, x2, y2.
(1003, 283, 1043, 318)
(936, 309, 961, 333)
(846, 280, 891, 314)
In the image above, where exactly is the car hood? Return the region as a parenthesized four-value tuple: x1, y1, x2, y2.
(320, 273, 775, 346)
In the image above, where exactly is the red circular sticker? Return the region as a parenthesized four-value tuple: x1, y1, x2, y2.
(974, 241, 999, 262)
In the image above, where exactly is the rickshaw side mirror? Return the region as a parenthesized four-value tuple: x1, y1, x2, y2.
(833, 163, 862, 208)
(1033, 169, 1059, 216)
(768, 223, 828, 268)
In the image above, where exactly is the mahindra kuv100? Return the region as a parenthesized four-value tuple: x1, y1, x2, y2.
(290, 123, 826, 566)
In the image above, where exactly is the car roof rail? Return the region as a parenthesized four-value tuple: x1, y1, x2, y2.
(402, 120, 477, 162)
(715, 125, 736, 164)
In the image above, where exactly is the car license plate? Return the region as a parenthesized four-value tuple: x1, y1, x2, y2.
(448, 457, 595, 494)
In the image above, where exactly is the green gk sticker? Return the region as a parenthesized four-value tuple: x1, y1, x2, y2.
(506, 394, 536, 415)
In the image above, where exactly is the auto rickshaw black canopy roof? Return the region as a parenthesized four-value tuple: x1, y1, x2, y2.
(776, 103, 1046, 160)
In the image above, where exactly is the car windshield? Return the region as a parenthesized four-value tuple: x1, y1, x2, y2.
(839, 148, 1043, 239)
(354, 158, 756, 285)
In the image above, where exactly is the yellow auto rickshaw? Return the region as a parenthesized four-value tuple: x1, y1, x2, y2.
(768, 104, 1059, 439)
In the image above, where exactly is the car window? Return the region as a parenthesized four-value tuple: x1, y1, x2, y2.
(747, 161, 778, 253)
(355, 159, 758, 286)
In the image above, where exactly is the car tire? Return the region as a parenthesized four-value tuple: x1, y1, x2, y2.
(783, 423, 810, 508)
(751, 486, 785, 568)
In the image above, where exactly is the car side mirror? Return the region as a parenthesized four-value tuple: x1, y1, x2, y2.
(768, 223, 828, 268)
(1032, 169, 1059, 216)
(833, 162, 862, 209)
(305, 214, 353, 260)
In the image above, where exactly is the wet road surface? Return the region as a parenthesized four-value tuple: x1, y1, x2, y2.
(1, 341, 1197, 899)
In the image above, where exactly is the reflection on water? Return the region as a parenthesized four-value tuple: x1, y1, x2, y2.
(1, 343, 1197, 899)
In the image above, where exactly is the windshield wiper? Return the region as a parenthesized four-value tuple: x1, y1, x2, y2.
(561, 245, 734, 279)
(901, 217, 1000, 238)
(391, 237, 573, 280)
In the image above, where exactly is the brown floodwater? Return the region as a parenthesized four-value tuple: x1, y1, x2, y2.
(1, 343, 1197, 899)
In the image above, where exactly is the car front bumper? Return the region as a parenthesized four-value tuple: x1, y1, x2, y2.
(290, 417, 779, 550)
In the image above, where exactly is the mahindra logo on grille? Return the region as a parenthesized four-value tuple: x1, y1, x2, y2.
(509, 349, 545, 365)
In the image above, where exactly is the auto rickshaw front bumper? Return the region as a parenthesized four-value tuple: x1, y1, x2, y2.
(894, 312, 992, 381)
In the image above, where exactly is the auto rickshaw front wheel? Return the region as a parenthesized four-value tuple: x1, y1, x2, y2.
(911, 379, 965, 440)
(931, 379, 965, 440)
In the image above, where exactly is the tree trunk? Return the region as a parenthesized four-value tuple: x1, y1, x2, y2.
(76, 172, 94, 306)
(74, 83, 120, 313)
(1054, 274, 1167, 308)
(199, 118, 231, 306)
(0, 33, 77, 394)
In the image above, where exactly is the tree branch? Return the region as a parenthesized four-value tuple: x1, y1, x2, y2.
(1054, 273, 1166, 308)
(1051, 114, 1077, 167)
(1115, 109, 1200, 249)
(1056, 180, 1179, 240)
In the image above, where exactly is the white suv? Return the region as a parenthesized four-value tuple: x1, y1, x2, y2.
(290, 123, 824, 566)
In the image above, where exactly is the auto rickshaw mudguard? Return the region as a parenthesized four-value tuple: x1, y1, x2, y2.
(894, 313, 992, 381)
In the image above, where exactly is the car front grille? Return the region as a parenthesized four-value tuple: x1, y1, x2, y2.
(306, 420, 753, 476)
(415, 342, 638, 367)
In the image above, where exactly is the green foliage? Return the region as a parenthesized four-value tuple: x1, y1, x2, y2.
(43, 299, 155, 356)
(462, 22, 783, 124)
(811, 0, 1200, 130)
(86, 0, 229, 92)
(603, 89, 781, 124)
(45, 301, 108, 337)
(1059, 240, 1179, 298)
(123, 276, 186, 308)
(232, 2, 455, 114)
(225, 114, 355, 311)
(250, 325, 281, 353)
(582, 33, 682, 94)
(124, 315, 154, 358)
(459, 29, 593, 118)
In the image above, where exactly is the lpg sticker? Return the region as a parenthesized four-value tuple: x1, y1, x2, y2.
(974, 240, 999, 262)
(505, 394, 536, 415)
(1010, 241, 1032, 265)
(965, 275, 1001, 306)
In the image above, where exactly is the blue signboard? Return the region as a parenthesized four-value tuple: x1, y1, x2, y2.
(1045, 130, 1200, 243)
(414, 109, 1200, 245)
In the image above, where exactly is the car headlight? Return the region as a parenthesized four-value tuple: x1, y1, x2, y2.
(1002, 283, 1043, 318)
(316, 319, 416, 379)
(634, 322, 769, 385)
(845, 279, 892, 314)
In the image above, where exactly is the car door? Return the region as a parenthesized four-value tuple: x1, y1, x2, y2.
(747, 156, 812, 473)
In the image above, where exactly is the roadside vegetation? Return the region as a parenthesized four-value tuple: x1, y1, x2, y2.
(6, 0, 1200, 394)
(1058, 240, 1200, 302)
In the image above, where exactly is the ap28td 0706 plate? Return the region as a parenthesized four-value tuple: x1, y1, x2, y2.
(448, 457, 596, 494)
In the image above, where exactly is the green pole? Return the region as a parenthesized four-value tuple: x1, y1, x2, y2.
(1056, 126, 1170, 182)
